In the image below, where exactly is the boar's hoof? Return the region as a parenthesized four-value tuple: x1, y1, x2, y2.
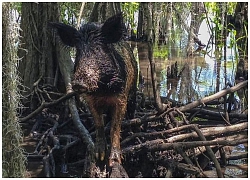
(109, 162, 129, 178)
(95, 139, 106, 161)
(109, 147, 122, 166)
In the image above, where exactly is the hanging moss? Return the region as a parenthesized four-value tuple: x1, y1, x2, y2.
(2, 2, 27, 178)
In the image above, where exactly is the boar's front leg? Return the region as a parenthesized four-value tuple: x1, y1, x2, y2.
(87, 102, 107, 162)
(109, 96, 127, 166)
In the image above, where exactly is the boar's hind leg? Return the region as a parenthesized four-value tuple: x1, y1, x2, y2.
(89, 107, 107, 161)
(126, 86, 137, 119)
(109, 97, 127, 166)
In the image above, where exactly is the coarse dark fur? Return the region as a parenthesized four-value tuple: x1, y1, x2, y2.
(49, 13, 138, 167)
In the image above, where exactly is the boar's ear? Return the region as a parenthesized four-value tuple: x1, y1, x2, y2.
(49, 22, 81, 47)
(101, 13, 125, 44)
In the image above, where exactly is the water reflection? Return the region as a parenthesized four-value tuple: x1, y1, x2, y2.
(138, 44, 241, 106)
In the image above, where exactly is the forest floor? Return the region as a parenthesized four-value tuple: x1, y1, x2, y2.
(20, 80, 248, 178)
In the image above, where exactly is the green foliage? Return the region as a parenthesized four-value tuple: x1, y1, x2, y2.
(204, 2, 239, 53)
(204, 2, 218, 14)
(222, 61, 234, 69)
(192, 117, 206, 122)
(121, 2, 139, 30)
(228, 30, 236, 48)
(204, 2, 236, 15)
(227, 2, 237, 15)
(59, 2, 82, 25)
(153, 46, 168, 59)
(11, 2, 22, 14)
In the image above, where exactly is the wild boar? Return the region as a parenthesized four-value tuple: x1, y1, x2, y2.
(50, 13, 137, 166)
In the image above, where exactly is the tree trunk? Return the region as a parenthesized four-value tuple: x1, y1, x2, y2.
(142, 2, 164, 112)
(2, 2, 27, 177)
(166, 2, 172, 58)
(137, 2, 148, 40)
(234, 2, 248, 81)
(89, 2, 121, 23)
(234, 2, 248, 60)
(18, 2, 63, 109)
(186, 2, 205, 56)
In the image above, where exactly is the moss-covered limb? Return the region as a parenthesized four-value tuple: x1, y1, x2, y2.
(2, 2, 26, 177)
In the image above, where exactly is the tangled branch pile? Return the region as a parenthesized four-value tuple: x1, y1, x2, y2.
(20, 79, 247, 177)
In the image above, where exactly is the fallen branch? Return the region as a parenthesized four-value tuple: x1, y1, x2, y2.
(122, 114, 157, 127)
(122, 135, 247, 154)
(226, 152, 248, 160)
(193, 133, 248, 156)
(177, 80, 248, 112)
(177, 163, 202, 176)
(167, 122, 247, 142)
(121, 122, 247, 146)
(121, 124, 194, 146)
(187, 108, 248, 120)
